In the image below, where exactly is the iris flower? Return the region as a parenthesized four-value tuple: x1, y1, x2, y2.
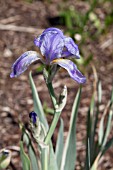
(10, 27, 86, 83)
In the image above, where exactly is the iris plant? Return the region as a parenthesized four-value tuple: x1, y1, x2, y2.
(9, 27, 113, 170)
(10, 27, 86, 83)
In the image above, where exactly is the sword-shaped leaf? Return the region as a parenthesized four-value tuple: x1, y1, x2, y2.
(60, 88, 81, 170)
(29, 72, 58, 170)
(20, 141, 31, 170)
(55, 118, 64, 169)
(29, 72, 48, 129)
(22, 128, 39, 170)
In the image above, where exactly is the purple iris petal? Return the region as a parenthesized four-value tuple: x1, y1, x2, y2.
(52, 59, 86, 84)
(43, 27, 64, 35)
(61, 50, 73, 58)
(29, 111, 37, 124)
(34, 27, 64, 48)
(10, 51, 40, 78)
(40, 33, 64, 63)
(64, 37, 80, 59)
(34, 35, 41, 47)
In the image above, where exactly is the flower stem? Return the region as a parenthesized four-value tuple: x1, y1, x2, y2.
(44, 111, 61, 145)
(44, 80, 61, 145)
(47, 82, 57, 107)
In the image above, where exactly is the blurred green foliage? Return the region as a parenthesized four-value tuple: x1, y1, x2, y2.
(59, 0, 113, 68)
(105, 11, 113, 26)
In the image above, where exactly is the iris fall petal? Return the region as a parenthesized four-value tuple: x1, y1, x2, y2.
(34, 27, 63, 48)
(10, 51, 40, 78)
(52, 59, 86, 84)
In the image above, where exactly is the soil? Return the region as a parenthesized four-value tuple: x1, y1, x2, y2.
(0, 0, 113, 169)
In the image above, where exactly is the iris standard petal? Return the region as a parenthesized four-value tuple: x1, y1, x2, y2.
(64, 37, 80, 59)
(10, 51, 40, 78)
(34, 27, 64, 48)
(52, 59, 86, 83)
(61, 50, 73, 58)
(40, 32, 64, 62)
(43, 27, 63, 34)
(34, 35, 41, 47)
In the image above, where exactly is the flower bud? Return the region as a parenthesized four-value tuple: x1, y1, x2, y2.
(0, 149, 11, 169)
(29, 111, 47, 147)
(29, 111, 37, 124)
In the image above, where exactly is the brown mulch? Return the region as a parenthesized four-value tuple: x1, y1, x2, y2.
(0, 0, 113, 169)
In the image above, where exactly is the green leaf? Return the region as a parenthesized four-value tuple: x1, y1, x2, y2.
(102, 109, 113, 147)
(98, 113, 104, 146)
(110, 85, 113, 105)
(29, 72, 48, 129)
(90, 84, 113, 169)
(91, 82, 101, 145)
(41, 147, 49, 170)
(98, 98, 112, 146)
(101, 137, 113, 156)
(90, 153, 101, 170)
(98, 103, 108, 146)
(29, 72, 58, 170)
(55, 118, 64, 169)
(91, 110, 113, 170)
(22, 128, 39, 170)
(85, 95, 95, 170)
(100, 85, 113, 147)
(60, 87, 81, 170)
(20, 141, 31, 170)
(49, 143, 58, 170)
(28, 145, 39, 170)
(90, 82, 102, 164)
(90, 98, 100, 162)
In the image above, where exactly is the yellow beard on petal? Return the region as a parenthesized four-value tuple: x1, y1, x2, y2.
(51, 58, 64, 64)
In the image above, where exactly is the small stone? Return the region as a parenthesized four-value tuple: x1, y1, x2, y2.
(2, 107, 10, 112)
(27, 99, 33, 105)
(3, 48, 13, 58)
(74, 34, 82, 41)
